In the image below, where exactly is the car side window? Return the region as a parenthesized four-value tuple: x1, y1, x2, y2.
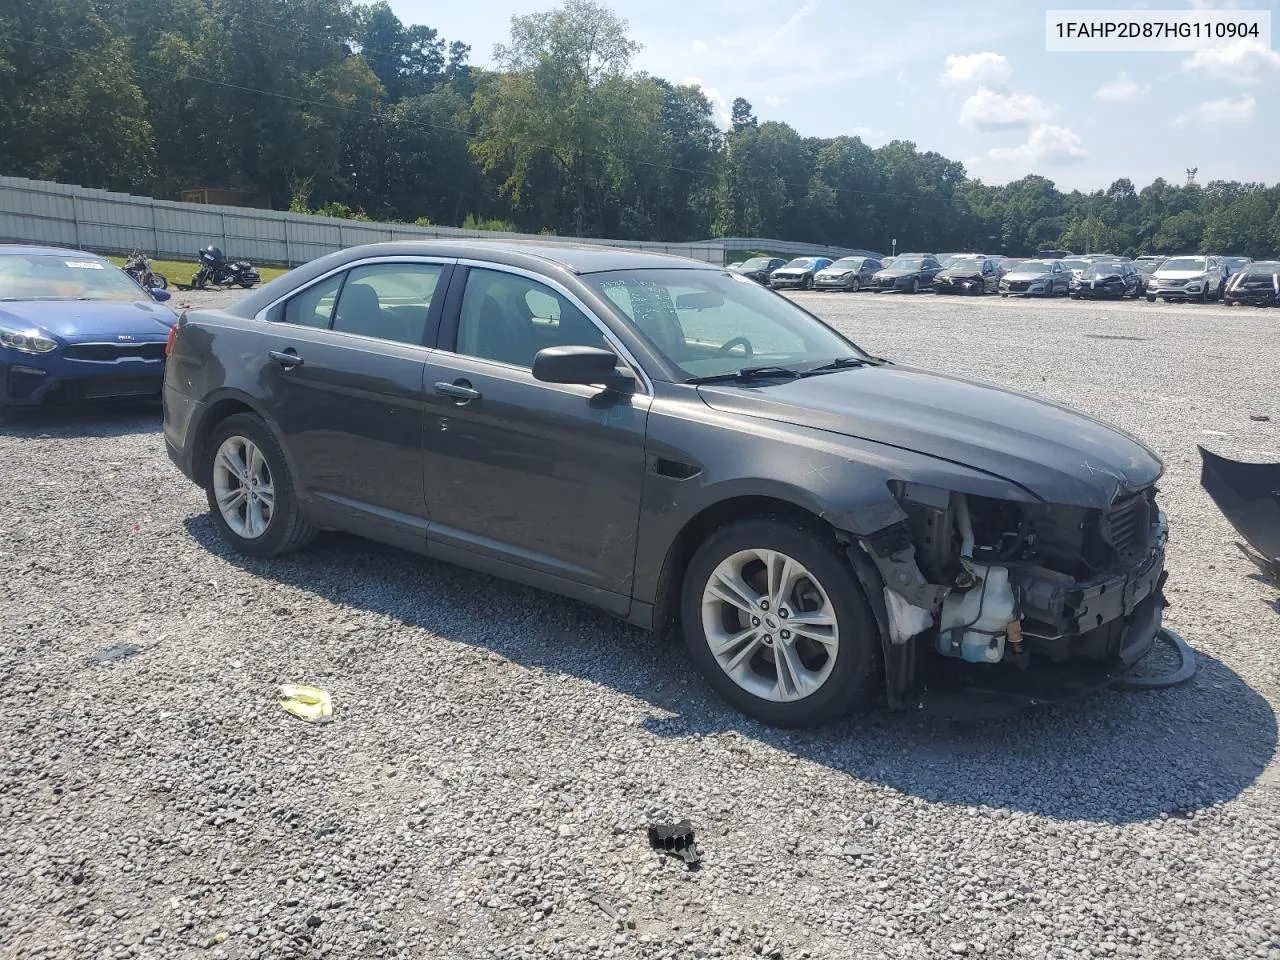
(282, 272, 343, 328)
(331, 262, 443, 345)
(455, 268, 609, 369)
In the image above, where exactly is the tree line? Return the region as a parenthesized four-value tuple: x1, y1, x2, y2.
(3, 0, 1279, 259)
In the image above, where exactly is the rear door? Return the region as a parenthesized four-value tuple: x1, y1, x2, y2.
(258, 257, 452, 550)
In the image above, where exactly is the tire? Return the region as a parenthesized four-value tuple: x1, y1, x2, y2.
(680, 516, 883, 728)
(201, 413, 317, 558)
(1070, 293, 1081, 299)
(908, 278, 919, 294)
(152, 273, 168, 290)
(1146, 296, 1156, 303)
(1200, 285, 1209, 304)
(802, 275, 814, 290)
(1000, 293, 1008, 298)
(849, 277, 860, 292)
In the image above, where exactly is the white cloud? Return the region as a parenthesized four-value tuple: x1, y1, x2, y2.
(1182, 38, 1280, 83)
(763, 94, 783, 107)
(989, 125, 1088, 165)
(691, 39, 708, 52)
(682, 76, 732, 126)
(941, 52, 1012, 86)
(1094, 72, 1149, 102)
(852, 126, 886, 142)
(1174, 94, 1256, 126)
(959, 87, 1053, 131)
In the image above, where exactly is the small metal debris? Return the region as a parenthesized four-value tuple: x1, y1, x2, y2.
(648, 819, 700, 864)
(1249, 414, 1271, 422)
(589, 895, 620, 920)
(91, 643, 142, 665)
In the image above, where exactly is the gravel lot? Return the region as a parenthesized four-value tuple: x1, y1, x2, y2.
(2, 287, 1278, 960)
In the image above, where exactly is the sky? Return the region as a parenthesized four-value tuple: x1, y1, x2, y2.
(383, 0, 1279, 192)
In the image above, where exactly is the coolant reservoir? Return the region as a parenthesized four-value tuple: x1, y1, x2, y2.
(937, 563, 1016, 663)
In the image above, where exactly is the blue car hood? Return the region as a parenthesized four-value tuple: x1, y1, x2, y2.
(0, 299, 176, 340)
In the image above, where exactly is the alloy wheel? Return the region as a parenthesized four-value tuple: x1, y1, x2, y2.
(700, 548, 839, 702)
(212, 435, 275, 539)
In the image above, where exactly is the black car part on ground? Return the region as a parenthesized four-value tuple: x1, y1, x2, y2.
(1199, 445, 1280, 581)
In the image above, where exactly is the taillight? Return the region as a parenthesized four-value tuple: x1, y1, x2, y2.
(164, 323, 179, 357)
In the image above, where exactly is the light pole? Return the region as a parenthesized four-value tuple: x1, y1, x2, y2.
(891, 238, 897, 257)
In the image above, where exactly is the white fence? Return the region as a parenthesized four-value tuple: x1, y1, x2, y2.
(0, 174, 883, 267)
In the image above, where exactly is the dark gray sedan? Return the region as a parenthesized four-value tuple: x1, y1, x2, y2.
(163, 241, 1171, 726)
(813, 256, 881, 292)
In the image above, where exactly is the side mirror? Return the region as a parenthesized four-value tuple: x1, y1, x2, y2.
(150, 288, 172, 302)
(532, 345, 633, 390)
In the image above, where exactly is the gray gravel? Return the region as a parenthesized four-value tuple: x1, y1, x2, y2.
(2, 288, 1278, 960)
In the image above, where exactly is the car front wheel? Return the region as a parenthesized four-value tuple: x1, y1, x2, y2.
(202, 413, 316, 558)
(681, 517, 882, 727)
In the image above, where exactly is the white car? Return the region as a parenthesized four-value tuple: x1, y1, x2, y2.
(1145, 255, 1229, 303)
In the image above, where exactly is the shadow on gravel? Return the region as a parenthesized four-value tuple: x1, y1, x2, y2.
(0, 401, 161, 438)
(185, 519, 1278, 826)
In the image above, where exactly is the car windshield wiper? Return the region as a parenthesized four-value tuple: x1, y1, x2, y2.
(804, 356, 873, 374)
(686, 365, 804, 384)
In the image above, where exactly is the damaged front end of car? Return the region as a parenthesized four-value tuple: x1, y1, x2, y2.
(848, 481, 1171, 713)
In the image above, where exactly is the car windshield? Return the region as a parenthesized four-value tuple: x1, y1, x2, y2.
(586, 269, 868, 380)
(1134, 261, 1157, 274)
(739, 257, 773, 269)
(949, 258, 983, 271)
(1160, 257, 1206, 271)
(1083, 262, 1123, 277)
(0, 254, 145, 301)
(1017, 261, 1055, 273)
(830, 258, 863, 269)
(782, 258, 815, 269)
(1245, 262, 1280, 273)
(892, 258, 925, 270)
(1061, 259, 1088, 271)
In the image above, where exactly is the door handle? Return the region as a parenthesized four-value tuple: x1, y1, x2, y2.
(434, 380, 481, 402)
(269, 349, 303, 368)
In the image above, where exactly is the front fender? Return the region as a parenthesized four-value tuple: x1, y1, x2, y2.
(632, 398, 1040, 606)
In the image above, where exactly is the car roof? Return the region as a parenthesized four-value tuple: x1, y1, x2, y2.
(330, 240, 721, 275)
(227, 240, 722, 318)
(0, 243, 105, 259)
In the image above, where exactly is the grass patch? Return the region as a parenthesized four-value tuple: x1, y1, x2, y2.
(106, 256, 291, 285)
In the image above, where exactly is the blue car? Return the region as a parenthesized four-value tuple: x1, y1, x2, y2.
(0, 245, 177, 417)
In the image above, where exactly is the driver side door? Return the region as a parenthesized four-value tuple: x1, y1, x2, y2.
(421, 265, 652, 612)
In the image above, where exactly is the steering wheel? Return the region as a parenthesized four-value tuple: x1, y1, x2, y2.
(716, 336, 754, 357)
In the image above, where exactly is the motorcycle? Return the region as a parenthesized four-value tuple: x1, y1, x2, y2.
(122, 250, 168, 290)
(191, 245, 261, 290)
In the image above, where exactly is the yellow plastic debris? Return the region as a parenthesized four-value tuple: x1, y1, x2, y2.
(279, 684, 333, 723)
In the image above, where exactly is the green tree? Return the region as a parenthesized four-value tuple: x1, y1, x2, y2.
(471, 0, 647, 236)
(1202, 189, 1278, 258)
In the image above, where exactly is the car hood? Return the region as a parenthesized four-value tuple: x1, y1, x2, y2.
(696, 365, 1162, 508)
(1082, 271, 1124, 281)
(772, 267, 812, 275)
(816, 268, 853, 276)
(875, 268, 922, 278)
(937, 269, 983, 280)
(1153, 269, 1207, 280)
(0, 299, 177, 340)
(1003, 270, 1053, 281)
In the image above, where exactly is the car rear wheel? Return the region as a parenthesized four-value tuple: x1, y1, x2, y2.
(681, 517, 882, 727)
(202, 413, 316, 558)
(802, 274, 814, 290)
(1146, 296, 1157, 303)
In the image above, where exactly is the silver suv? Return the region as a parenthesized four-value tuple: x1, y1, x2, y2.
(1145, 255, 1229, 303)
